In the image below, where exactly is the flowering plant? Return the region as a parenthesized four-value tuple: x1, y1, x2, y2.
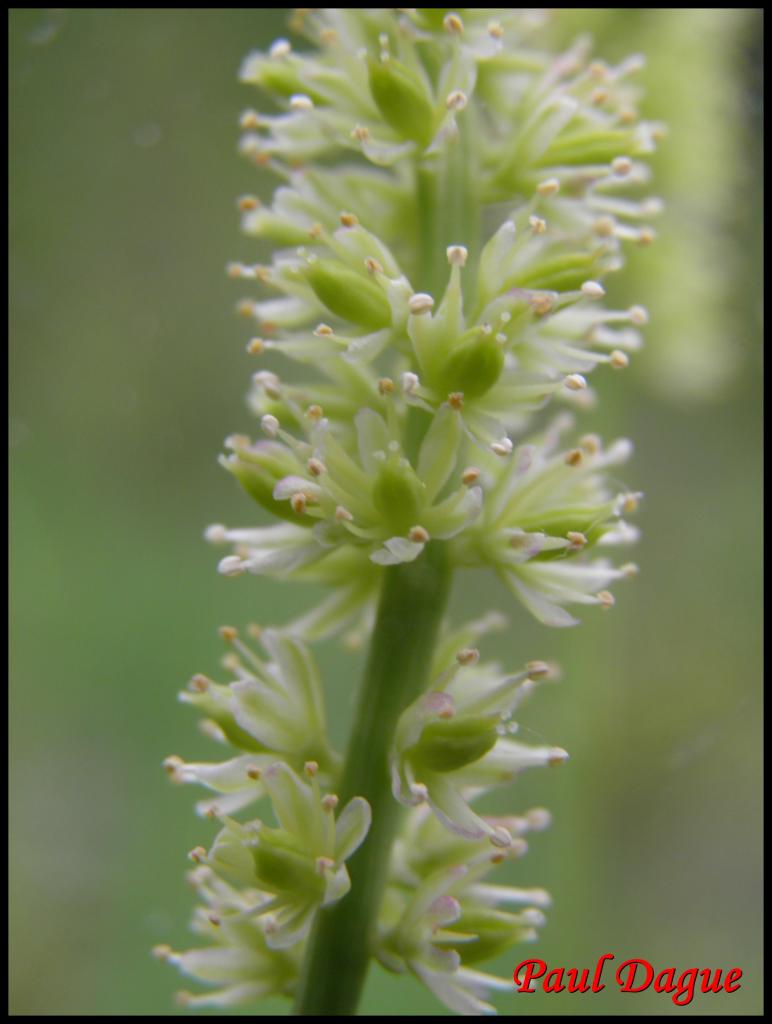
(157, 9, 656, 1015)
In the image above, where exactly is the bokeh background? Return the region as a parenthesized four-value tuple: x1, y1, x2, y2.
(9, 9, 763, 1016)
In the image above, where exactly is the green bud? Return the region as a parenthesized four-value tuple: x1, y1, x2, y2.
(367, 56, 436, 149)
(371, 458, 427, 535)
(515, 249, 600, 293)
(455, 907, 529, 965)
(304, 260, 392, 330)
(221, 442, 310, 525)
(182, 688, 267, 754)
(414, 715, 498, 772)
(252, 835, 324, 897)
(515, 502, 616, 540)
(436, 328, 505, 398)
(537, 128, 640, 167)
(242, 55, 324, 104)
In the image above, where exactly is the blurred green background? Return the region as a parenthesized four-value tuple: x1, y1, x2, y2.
(9, 9, 762, 1016)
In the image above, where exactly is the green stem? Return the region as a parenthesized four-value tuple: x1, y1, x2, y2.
(294, 542, 452, 1016)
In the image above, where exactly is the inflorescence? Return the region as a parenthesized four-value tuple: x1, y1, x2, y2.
(159, 9, 656, 1016)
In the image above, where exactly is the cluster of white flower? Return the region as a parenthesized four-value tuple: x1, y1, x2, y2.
(161, 9, 655, 1015)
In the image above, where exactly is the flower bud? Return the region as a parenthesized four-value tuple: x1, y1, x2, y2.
(221, 442, 311, 525)
(436, 327, 505, 398)
(414, 715, 499, 772)
(367, 56, 436, 148)
(303, 260, 392, 330)
(371, 458, 427, 536)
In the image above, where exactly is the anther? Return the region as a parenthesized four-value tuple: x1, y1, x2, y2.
(304, 760, 319, 778)
(152, 944, 172, 961)
(581, 280, 605, 299)
(530, 293, 554, 315)
(597, 590, 615, 609)
(612, 156, 633, 176)
(218, 556, 245, 577)
(260, 413, 279, 437)
(378, 377, 395, 395)
(291, 493, 307, 515)
(246, 764, 262, 780)
(308, 223, 322, 239)
(461, 467, 480, 486)
(488, 20, 504, 39)
(491, 437, 513, 456)
(408, 293, 434, 315)
(564, 373, 587, 391)
(408, 525, 430, 543)
(548, 747, 569, 765)
(402, 371, 420, 394)
(456, 647, 480, 666)
(365, 257, 383, 275)
(591, 87, 609, 106)
(204, 523, 227, 543)
(446, 90, 468, 111)
(237, 195, 260, 211)
(621, 562, 639, 578)
(189, 674, 211, 693)
(448, 392, 464, 410)
(269, 39, 291, 59)
(638, 227, 656, 246)
(490, 825, 513, 848)
(529, 215, 546, 234)
(239, 109, 260, 130)
(306, 404, 324, 420)
(339, 211, 358, 227)
(290, 94, 313, 111)
(307, 457, 325, 477)
(564, 448, 584, 467)
(322, 794, 339, 811)
(315, 856, 335, 874)
(588, 61, 609, 81)
(567, 531, 587, 548)
(628, 304, 648, 324)
(208, 914, 221, 927)
(335, 505, 353, 522)
(537, 178, 560, 197)
(443, 13, 464, 33)
(579, 433, 601, 454)
(163, 755, 184, 777)
(219, 625, 238, 643)
(446, 244, 468, 267)
(247, 337, 265, 355)
(526, 660, 550, 680)
(351, 125, 370, 142)
(314, 323, 334, 336)
(593, 215, 615, 237)
(610, 349, 629, 369)
(188, 846, 207, 864)
(621, 492, 639, 514)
